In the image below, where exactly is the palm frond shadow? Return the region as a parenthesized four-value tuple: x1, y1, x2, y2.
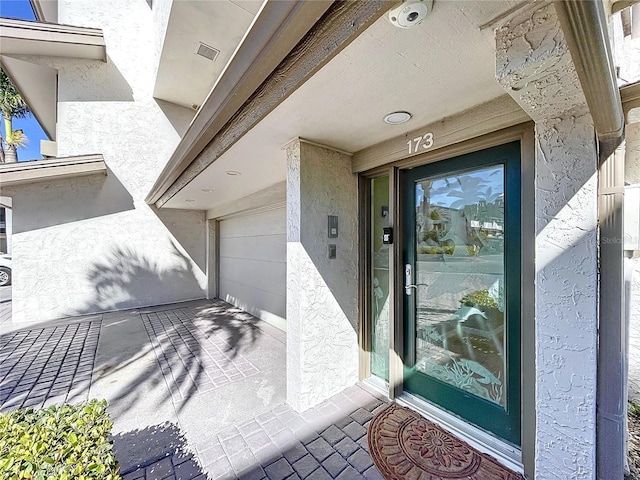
(191, 302, 263, 359)
(99, 310, 264, 416)
(75, 244, 265, 415)
(111, 422, 208, 478)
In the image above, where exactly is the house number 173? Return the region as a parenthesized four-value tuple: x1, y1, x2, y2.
(407, 132, 434, 154)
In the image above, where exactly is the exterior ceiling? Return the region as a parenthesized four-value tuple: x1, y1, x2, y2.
(164, 0, 527, 211)
(153, 0, 263, 110)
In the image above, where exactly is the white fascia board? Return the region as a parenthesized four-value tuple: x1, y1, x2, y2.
(145, 0, 333, 206)
(0, 155, 106, 187)
(0, 18, 106, 61)
(30, 0, 58, 23)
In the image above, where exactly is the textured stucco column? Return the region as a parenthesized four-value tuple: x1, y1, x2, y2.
(286, 139, 359, 412)
(496, 4, 598, 479)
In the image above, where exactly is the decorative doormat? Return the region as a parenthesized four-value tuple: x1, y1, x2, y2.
(367, 403, 523, 480)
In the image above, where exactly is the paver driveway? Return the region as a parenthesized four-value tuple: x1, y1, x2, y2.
(0, 299, 387, 480)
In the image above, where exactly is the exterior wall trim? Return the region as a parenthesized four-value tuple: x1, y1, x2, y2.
(29, 0, 57, 23)
(357, 122, 533, 176)
(216, 201, 286, 222)
(295, 138, 353, 157)
(358, 174, 371, 381)
(0, 18, 106, 60)
(206, 181, 286, 220)
(0, 155, 106, 187)
(352, 95, 530, 173)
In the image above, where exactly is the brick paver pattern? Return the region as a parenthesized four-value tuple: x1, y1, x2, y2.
(0, 321, 100, 412)
(196, 386, 387, 480)
(121, 451, 208, 480)
(0, 301, 390, 480)
(142, 308, 260, 402)
(0, 286, 11, 327)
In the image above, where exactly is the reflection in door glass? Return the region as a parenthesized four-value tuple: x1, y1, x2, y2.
(414, 165, 506, 407)
(371, 176, 389, 381)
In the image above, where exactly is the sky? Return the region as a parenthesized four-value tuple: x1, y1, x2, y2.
(0, 0, 49, 161)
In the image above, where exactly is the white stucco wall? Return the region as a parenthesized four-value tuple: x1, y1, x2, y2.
(7, 0, 206, 325)
(151, 0, 173, 80)
(286, 140, 359, 412)
(496, 4, 599, 479)
(6, 176, 206, 321)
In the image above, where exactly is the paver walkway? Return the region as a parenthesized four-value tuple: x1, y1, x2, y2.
(142, 308, 260, 402)
(0, 285, 11, 327)
(191, 385, 386, 480)
(0, 299, 388, 480)
(0, 320, 99, 410)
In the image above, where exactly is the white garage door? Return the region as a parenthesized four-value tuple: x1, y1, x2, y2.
(219, 206, 286, 330)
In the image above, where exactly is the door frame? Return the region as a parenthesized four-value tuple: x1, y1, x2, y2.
(401, 141, 521, 446)
(358, 123, 536, 474)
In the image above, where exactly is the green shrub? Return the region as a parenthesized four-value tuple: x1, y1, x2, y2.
(0, 400, 120, 480)
(418, 244, 455, 255)
(422, 229, 439, 243)
(460, 289, 498, 310)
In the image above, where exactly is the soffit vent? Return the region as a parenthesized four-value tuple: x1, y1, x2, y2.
(195, 42, 220, 61)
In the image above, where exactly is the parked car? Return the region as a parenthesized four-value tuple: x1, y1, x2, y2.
(0, 254, 11, 287)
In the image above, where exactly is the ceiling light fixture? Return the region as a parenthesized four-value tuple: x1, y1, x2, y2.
(225, 171, 241, 176)
(201, 188, 214, 192)
(185, 199, 195, 203)
(383, 111, 412, 125)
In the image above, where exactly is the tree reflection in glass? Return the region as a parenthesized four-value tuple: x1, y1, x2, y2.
(413, 165, 506, 407)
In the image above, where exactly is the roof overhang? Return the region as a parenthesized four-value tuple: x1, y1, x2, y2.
(0, 155, 106, 187)
(0, 18, 106, 141)
(0, 18, 106, 61)
(152, 0, 263, 111)
(145, 0, 344, 206)
(149, 0, 530, 211)
(148, 0, 631, 212)
(0, 55, 57, 140)
(29, 0, 58, 23)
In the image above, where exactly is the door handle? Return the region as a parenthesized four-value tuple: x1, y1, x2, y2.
(405, 264, 417, 295)
(405, 264, 427, 295)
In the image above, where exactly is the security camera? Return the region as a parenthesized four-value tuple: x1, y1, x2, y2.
(388, 0, 433, 29)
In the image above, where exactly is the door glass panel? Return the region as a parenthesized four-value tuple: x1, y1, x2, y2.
(371, 176, 390, 380)
(414, 165, 506, 407)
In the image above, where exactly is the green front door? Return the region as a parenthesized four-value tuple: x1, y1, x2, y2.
(401, 141, 521, 446)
